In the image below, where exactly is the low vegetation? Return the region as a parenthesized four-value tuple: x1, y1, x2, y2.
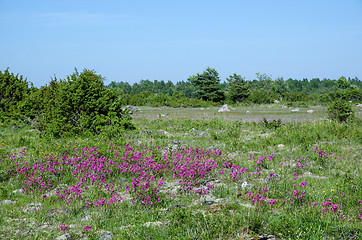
(0, 67, 361, 239)
(1, 107, 361, 239)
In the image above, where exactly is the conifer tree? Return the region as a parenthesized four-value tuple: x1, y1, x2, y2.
(188, 67, 225, 102)
(226, 74, 251, 103)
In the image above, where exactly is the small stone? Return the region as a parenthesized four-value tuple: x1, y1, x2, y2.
(202, 201, 216, 205)
(56, 233, 72, 240)
(218, 104, 230, 113)
(240, 203, 254, 208)
(277, 144, 285, 149)
(171, 139, 180, 145)
(195, 131, 208, 137)
(302, 171, 327, 179)
(12, 189, 23, 194)
(24, 203, 42, 213)
(159, 130, 172, 137)
(48, 208, 70, 216)
(241, 182, 253, 189)
(81, 215, 92, 221)
(257, 235, 276, 240)
(291, 109, 300, 112)
(38, 222, 50, 229)
(99, 232, 113, 240)
(1, 199, 17, 205)
(307, 110, 313, 114)
(246, 111, 251, 114)
(216, 197, 230, 203)
(123, 105, 138, 113)
(143, 221, 164, 227)
(248, 151, 261, 154)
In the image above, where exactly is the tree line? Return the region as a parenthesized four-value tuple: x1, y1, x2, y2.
(1, 67, 361, 137)
(108, 67, 361, 105)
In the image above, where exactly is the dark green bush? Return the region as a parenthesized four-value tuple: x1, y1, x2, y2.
(0, 68, 30, 122)
(39, 68, 134, 137)
(320, 89, 362, 103)
(248, 90, 278, 104)
(327, 99, 355, 123)
(262, 118, 283, 130)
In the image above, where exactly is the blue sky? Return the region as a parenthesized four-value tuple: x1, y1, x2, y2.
(1, 0, 362, 87)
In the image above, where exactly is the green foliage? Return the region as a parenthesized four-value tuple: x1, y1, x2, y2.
(107, 73, 361, 106)
(226, 74, 251, 103)
(0, 68, 30, 122)
(320, 89, 361, 103)
(117, 92, 214, 108)
(188, 67, 225, 102)
(337, 76, 351, 90)
(327, 99, 355, 123)
(262, 118, 283, 130)
(273, 77, 289, 100)
(0, 110, 361, 239)
(255, 72, 273, 92)
(40, 68, 134, 137)
(248, 89, 278, 104)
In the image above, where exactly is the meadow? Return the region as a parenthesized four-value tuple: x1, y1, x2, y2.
(0, 104, 361, 240)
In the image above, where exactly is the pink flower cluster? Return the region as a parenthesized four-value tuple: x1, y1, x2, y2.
(83, 225, 92, 233)
(60, 225, 69, 232)
(7, 143, 230, 207)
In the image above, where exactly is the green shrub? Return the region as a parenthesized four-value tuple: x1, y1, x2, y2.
(39, 68, 134, 137)
(262, 118, 283, 130)
(0, 68, 30, 122)
(327, 99, 355, 123)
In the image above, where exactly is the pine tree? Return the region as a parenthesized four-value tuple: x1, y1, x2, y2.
(188, 67, 225, 102)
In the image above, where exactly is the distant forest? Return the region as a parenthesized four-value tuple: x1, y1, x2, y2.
(107, 68, 361, 106)
(1, 67, 360, 136)
(108, 75, 361, 96)
(1, 67, 361, 126)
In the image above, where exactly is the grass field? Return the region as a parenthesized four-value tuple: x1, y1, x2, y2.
(0, 105, 361, 239)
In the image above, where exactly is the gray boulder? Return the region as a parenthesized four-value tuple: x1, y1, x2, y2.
(123, 105, 138, 113)
(218, 104, 230, 113)
(56, 233, 72, 240)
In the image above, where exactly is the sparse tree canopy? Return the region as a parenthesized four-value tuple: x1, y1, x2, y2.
(273, 77, 289, 100)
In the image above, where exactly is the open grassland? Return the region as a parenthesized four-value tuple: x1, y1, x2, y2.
(0, 105, 361, 239)
(133, 104, 362, 122)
